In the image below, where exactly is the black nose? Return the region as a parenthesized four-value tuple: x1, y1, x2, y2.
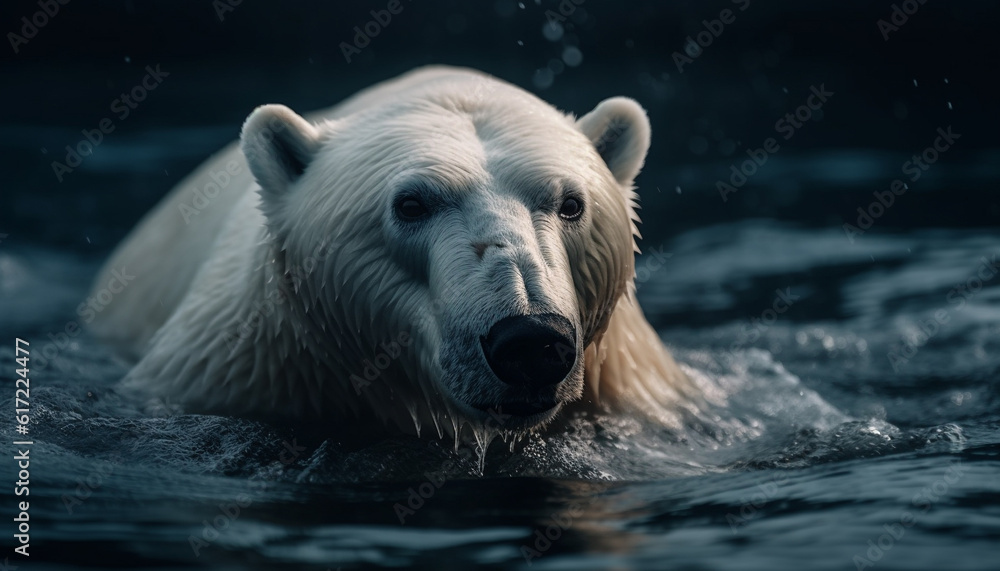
(481, 313, 577, 388)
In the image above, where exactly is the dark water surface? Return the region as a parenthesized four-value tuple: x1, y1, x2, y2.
(2, 187, 997, 569)
(2, 2, 999, 564)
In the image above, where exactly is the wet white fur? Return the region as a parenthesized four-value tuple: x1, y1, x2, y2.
(89, 66, 697, 437)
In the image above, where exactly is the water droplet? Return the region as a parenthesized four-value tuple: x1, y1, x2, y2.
(675, 186, 682, 194)
(124, 56, 131, 63)
(562, 46, 583, 67)
(407, 404, 422, 436)
(947, 101, 953, 110)
(913, 79, 918, 87)
(944, 77, 949, 84)
(494, 0, 516, 17)
(542, 21, 564, 41)
(533, 67, 554, 89)
(687, 135, 709, 155)
(471, 427, 496, 476)
(516, 39, 524, 46)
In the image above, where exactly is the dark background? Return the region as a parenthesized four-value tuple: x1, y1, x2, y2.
(2, 0, 997, 252)
(1, 5, 998, 569)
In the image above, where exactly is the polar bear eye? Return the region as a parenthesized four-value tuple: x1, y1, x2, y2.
(394, 196, 429, 222)
(558, 197, 584, 221)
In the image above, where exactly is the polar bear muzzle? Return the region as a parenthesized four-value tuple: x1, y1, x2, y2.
(480, 313, 578, 390)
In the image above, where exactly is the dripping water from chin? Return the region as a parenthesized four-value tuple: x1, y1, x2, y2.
(469, 423, 498, 476)
(405, 402, 421, 437)
(509, 431, 526, 453)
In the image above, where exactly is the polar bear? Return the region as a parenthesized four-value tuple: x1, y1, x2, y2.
(90, 66, 699, 438)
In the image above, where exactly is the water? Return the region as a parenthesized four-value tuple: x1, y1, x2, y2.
(4, 0, 999, 565)
(2, 193, 998, 569)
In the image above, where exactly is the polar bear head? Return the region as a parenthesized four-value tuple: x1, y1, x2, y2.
(239, 71, 650, 435)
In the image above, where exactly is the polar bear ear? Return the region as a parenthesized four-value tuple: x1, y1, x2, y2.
(577, 97, 651, 185)
(240, 104, 321, 198)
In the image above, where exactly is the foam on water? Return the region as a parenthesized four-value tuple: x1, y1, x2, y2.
(1, 317, 947, 488)
(2, 220, 996, 570)
(2, 222, 990, 492)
